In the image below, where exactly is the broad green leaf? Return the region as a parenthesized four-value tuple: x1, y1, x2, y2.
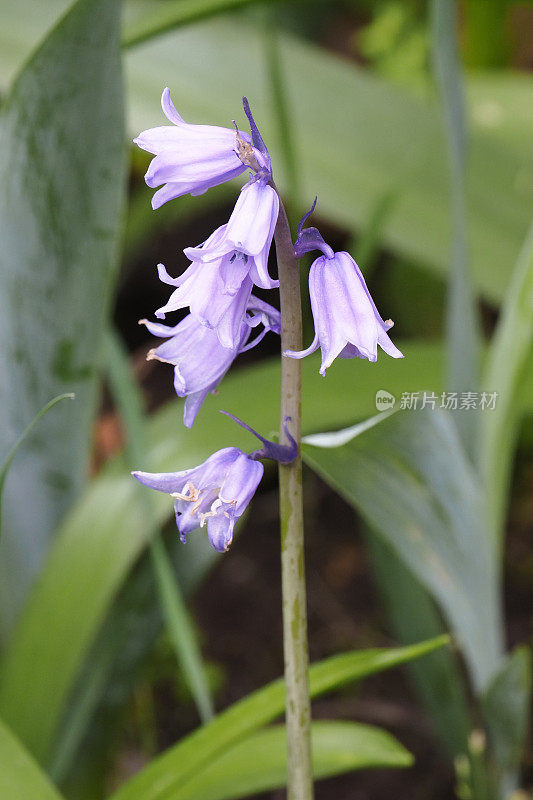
(482, 646, 532, 799)
(0, 0, 125, 636)
(431, 0, 480, 454)
(124, 16, 533, 305)
(481, 219, 533, 548)
(174, 721, 413, 800)
(109, 636, 446, 800)
(303, 408, 503, 693)
(367, 533, 470, 758)
(0, 717, 65, 800)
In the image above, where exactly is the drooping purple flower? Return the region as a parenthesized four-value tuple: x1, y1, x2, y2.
(154, 257, 254, 351)
(133, 448, 263, 552)
(141, 296, 280, 427)
(285, 204, 403, 374)
(285, 249, 403, 373)
(184, 180, 280, 291)
(133, 88, 265, 209)
(152, 180, 280, 349)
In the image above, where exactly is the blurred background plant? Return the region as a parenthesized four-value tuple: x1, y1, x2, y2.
(0, 1, 531, 799)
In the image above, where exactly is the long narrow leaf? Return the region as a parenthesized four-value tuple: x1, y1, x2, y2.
(367, 533, 470, 758)
(175, 721, 413, 800)
(481, 219, 533, 549)
(303, 409, 503, 693)
(431, 0, 480, 454)
(109, 636, 446, 800)
(0, 717, 65, 800)
(482, 647, 532, 799)
(104, 329, 214, 723)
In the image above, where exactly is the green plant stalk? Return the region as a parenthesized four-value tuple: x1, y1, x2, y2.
(274, 195, 314, 799)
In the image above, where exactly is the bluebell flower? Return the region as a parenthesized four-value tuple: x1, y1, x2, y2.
(285, 203, 402, 373)
(285, 249, 403, 374)
(184, 180, 280, 289)
(133, 447, 264, 552)
(153, 180, 279, 349)
(134, 88, 265, 209)
(141, 296, 280, 427)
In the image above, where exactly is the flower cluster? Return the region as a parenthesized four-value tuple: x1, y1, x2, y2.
(133, 91, 402, 552)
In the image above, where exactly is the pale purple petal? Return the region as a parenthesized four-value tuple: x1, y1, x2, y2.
(207, 513, 235, 552)
(213, 277, 253, 349)
(284, 332, 320, 362)
(134, 88, 252, 207)
(184, 224, 230, 263)
(183, 389, 211, 429)
(132, 470, 189, 495)
(285, 249, 403, 372)
(161, 87, 185, 124)
(225, 182, 278, 256)
(220, 453, 264, 514)
(134, 443, 264, 553)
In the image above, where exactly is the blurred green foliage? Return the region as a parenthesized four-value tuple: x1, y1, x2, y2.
(0, 1, 531, 799)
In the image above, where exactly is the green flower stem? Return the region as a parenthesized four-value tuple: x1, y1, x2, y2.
(273, 192, 314, 800)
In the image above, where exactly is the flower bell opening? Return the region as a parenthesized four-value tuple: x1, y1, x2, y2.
(132, 446, 264, 552)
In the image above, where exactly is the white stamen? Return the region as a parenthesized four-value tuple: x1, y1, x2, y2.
(171, 482, 200, 503)
(199, 497, 223, 527)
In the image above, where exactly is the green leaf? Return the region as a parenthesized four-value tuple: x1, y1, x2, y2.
(122, 0, 275, 49)
(0, 393, 74, 540)
(481, 219, 533, 548)
(303, 408, 503, 694)
(0, 341, 448, 764)
(0, 0, 125, 636)
(367, 532, 470, 758)
(109, 636, 445, 800)
(431, 0, 480, 453)
(174, 721, 413, 800)
(50, 546, 166, 793)
(104, 328, 214, 724)
(123, 16, 533, 305)
(0, 717, 65, 800)
(482, 646, 532, 798)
